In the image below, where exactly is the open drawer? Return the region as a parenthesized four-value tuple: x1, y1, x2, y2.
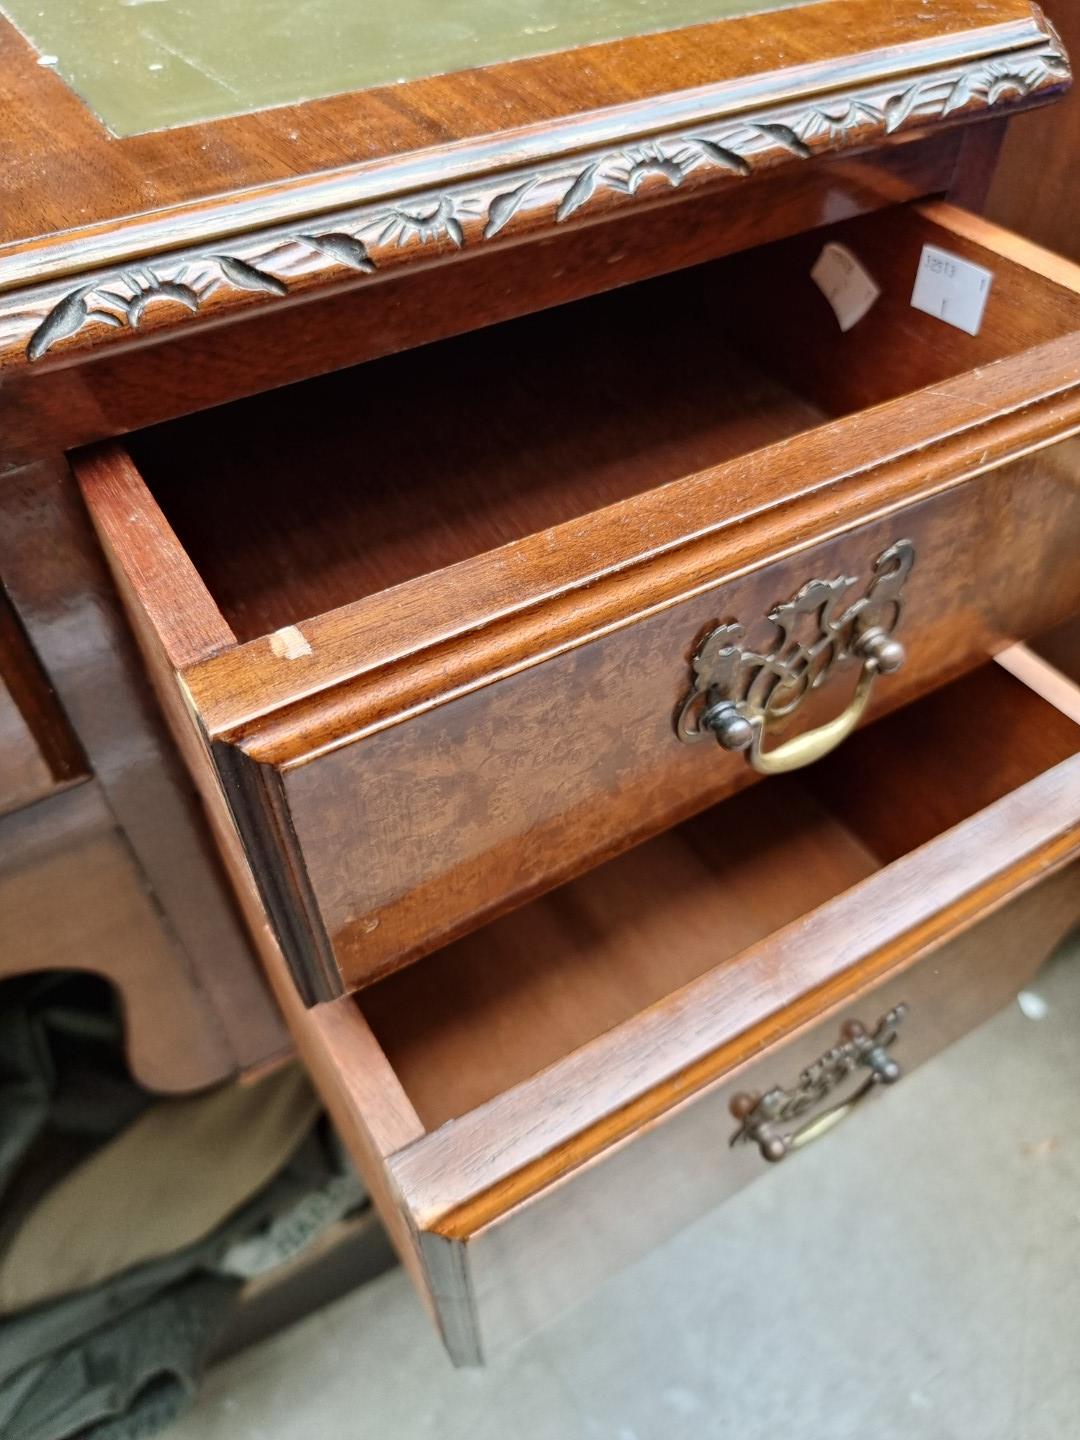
(74, 202, 1080, 1001)
(272, 653, 1080, 1363)
(1031, 615, 1080, 685)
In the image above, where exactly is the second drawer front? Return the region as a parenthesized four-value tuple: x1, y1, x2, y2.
(227, 444, 1080, 995)
(451, 862, 1079, 1358)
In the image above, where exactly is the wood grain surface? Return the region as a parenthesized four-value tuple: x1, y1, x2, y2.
(805, 663, 1080, 862)
(1, 0, 1076, 1364)
(452, 859, 1080, 1358)
(986, 0, 1080, 259)
(297, 657, 1080, 1359)
(360, 662, 1079, 1125)
(1030, 618, 1080, 685)
(126, 201, 1080, 640)
(0, 0, 1062, 370)
(128, 288, 825, 641)
(75, 204, 1080, 997)
(385, 684, 1080, 1232)
(359, 781, 881, 1126)
(6, 0, 1029, 256)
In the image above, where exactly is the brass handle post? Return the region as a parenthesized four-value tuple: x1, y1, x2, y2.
(677, 541, 914, 773)
(729, 1006, 906, 1164)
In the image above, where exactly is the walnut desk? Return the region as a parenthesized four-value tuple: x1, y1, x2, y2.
(1, 0, 1079, 1363)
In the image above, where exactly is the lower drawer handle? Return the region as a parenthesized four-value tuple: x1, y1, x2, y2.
(676, 540, 914, 773)
(729, 1005, 906, 1164)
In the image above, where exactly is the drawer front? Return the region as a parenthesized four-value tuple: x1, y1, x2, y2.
(418, 861, 1080, 1360)
(225, 445, 1080, 996)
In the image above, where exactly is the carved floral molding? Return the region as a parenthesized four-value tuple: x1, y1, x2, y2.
(0, 24, 1067, 367)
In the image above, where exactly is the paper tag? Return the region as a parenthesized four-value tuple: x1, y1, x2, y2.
(910, 244, 993, 336)
(810, 242, 881, 332)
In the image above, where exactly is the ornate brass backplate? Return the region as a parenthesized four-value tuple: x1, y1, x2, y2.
(729, 1005, 907, 1162)
(676, 539, 915, 772)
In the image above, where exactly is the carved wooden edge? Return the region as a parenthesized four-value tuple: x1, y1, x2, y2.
(0, 13, 1067, 372)
(387, 761, 1080, 1236)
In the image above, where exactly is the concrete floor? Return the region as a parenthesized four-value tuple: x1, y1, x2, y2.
(173, 929, 1080, 1440)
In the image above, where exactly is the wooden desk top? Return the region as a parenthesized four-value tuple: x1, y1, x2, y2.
(0, 0, 1068, 458)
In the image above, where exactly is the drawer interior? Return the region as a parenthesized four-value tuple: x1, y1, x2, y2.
(123, 204, 1080, 644)
(1030, 615, 1080, 686)
(356, 662, 1079, 1128)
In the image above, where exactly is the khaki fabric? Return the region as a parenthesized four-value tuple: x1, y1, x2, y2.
(0, 1065, 319, 1314)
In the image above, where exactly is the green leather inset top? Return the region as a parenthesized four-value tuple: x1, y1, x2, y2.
(3, 0, 803, 136)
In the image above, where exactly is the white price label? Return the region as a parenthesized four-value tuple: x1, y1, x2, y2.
(910, 244, 993, 336)
(810, 242, 880, 332)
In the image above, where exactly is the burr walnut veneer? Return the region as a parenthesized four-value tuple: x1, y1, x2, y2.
(1, 0, 1078, 1364)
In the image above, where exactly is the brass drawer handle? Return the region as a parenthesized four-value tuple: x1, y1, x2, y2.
(729, 1005, 906, 1164)
(676, 540, 914, 773)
